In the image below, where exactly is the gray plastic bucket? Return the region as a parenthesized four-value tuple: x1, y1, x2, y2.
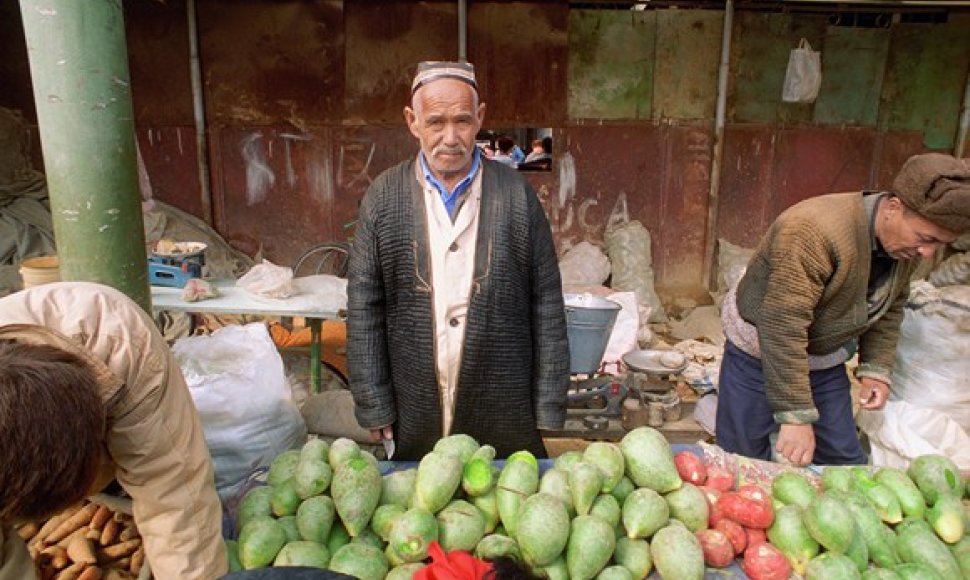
(564, 294, 622, 375)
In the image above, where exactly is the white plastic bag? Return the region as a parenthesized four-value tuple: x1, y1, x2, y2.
(559, 241, 611, 287)
(173, 323, 307, 502)
(237, 260, 295, 299)
(605, 221, 666, 322)
(858, 282, 970, 469)
(782, 39, 822, 104)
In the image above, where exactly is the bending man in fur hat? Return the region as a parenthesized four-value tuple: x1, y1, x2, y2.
(346, 61, 569, 460)
(717, 153, 970, 466)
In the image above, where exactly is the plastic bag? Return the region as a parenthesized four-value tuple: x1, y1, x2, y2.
(781, 39, 822, 104)
(605, 221, 666, 322)
(858, 282, 970, 469)
(236, 260, 295, 299)
(928, 251, 970, 287)
(716, 238, 753, 298)
(173, 323, 307, 502)
(559, 241, 611, 287)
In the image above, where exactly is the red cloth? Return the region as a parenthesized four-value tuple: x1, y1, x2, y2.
(414, 542, 493, 580)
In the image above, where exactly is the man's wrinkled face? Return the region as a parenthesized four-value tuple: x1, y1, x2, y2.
(404, 79, 485, 184)
(878, 196, 958, 260)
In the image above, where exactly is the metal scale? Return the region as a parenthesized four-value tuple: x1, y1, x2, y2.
(621, 349, 688, 429)
(148, 241, 207, 288)
(561, 294, 628, 435)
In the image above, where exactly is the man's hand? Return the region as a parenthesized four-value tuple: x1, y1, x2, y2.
(369, 425, 394, 443)
(858, 377, 890, 410)
(776, 423, 815, 466)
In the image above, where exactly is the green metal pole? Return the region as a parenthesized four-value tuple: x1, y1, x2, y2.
(20, 0, 150, 313)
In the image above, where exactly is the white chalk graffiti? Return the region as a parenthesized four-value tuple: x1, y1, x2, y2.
(280, 132, 313, 188)
(241, 132, 275, 206)
(337, 141, 376, 189)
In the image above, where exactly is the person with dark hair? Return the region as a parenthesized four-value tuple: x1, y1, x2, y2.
(717, 153, 970, 466)
(347, 61, 569, 461)
(491, 136, 518, 168)
(0, 282, 226, 579)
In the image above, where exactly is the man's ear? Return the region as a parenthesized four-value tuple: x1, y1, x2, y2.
(476, 102, 486, 125)
(404, 106, 421, 140)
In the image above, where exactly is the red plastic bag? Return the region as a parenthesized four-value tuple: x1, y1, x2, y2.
(414, 542, 493, 580)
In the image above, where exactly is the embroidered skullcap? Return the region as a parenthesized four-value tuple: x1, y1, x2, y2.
(892, 153, 970, 234)
(411, 61, 477, 95)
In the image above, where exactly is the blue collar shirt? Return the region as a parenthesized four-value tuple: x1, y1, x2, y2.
(419, 149, 481, 219)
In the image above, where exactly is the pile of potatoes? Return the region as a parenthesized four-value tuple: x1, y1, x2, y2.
(17, 499, 146, 580)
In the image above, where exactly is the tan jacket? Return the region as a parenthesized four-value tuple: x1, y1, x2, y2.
(0, 282, 227, 580)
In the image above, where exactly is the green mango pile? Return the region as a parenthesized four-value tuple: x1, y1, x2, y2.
(781, 455, 970, 580)
(227, 426, 716, 579)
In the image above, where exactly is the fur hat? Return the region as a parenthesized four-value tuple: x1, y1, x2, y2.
(892, 153, 970, 234)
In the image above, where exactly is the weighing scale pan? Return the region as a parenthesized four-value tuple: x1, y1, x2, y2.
(622, 349, 688, 375)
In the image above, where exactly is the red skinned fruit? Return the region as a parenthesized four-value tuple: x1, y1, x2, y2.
(741, 542, 792, 580)
(696, 529, 735, 568)
(745, 527, 767, 547)
(718, 492, 775, 529)
(705, 465, 736, 492)
(675, 452, 708, 486)
(714, 519, 747, 556)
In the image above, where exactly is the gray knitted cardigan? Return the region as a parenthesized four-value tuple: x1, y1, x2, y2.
(347, 158, 570, 460)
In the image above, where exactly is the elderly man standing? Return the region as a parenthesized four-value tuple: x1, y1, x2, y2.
(717, 153, 970, 466)
(346, 61, 570, 461)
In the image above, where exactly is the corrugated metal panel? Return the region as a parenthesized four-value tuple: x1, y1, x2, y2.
(567, 10, 655, 120)
(731, 12, 826, 124)
(653, 9, 722, 120)
(0, 2, 35, 120)
(199, 0, 344, 126)
(557, 124, 665, 265)
(882, 15, 970, 149)
(210, 124, 417, 264)
(468, 2, 568, 126)
(137, 126, 202, 217)
(126, 0, 194, 125)
(717, 126, 777, 248)
(345, 1, 457, 124)
(658, 124, 713, 289)
(874, 130, 927, 189)
(770, 127, 876, 215)
(813, 26, 890, 126)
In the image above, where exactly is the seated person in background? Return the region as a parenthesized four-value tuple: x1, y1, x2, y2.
(511, 141, 526, 164)
(521, 137, 553, 170)
(491, 136, 519, 168)
(523, 138, 550, 163)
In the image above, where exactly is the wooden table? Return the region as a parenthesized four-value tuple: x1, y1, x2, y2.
(151, 279, 345, 393)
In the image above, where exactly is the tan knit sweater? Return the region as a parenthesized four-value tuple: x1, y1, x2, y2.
(735, 192, 916, 423)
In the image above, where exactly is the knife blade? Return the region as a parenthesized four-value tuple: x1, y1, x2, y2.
(382, 436, 396, 460)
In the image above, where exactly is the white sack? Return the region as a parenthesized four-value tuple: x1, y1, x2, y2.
(858, 282, 970, 469)
(174, 323, 307, 502)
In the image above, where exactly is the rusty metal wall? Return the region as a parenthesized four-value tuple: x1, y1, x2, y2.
(2, 1, 967, 297)
(345, 2, 458, 123)
(468, 2, 569, 126)
(200, 0, 344, 127)
(567, 10, 656, 120)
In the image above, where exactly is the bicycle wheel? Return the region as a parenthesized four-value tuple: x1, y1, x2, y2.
(292, 242, 351, 278)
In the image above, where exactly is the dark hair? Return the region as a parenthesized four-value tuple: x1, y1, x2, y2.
(497, 136, 515, 154)
(0, 341, 105, 523)
(541, 136, 552, 154)
(485, 556, 540, 580)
